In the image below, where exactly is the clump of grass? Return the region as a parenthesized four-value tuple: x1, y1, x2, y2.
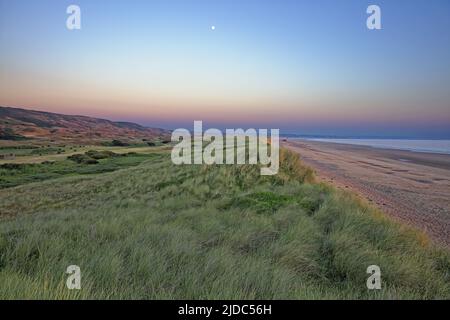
(275, 148, 315, 184)
(111, 140, 129, 147)
(230, 192, 295, 214)
(67, 153, 99, 164)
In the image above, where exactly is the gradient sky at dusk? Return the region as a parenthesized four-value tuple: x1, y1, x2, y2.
(1, 0, 449, 137)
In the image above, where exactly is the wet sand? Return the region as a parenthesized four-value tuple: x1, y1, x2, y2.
(284, 139, 450, 247)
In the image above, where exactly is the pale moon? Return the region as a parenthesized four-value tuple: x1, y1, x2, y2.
(211, 26, 216, 30)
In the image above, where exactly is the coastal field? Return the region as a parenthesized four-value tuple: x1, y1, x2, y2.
(0, 144, 449, 299)
(285, 139, 450, 247)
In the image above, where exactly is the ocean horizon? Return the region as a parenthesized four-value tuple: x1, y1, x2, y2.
(293, 138, 450, 155)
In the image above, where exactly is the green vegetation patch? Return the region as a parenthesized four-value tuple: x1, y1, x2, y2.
(0, 151, 159, 189)
(227, 186, 325, 215)
(0, 146, 69, 157)
(67, 153, 99, 165)
(29, 147, 66, 156)
(85, 150, 118, 160)
(228, 192, 296, 214)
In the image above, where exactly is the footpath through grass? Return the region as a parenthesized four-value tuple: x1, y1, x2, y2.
(0, 148, 448, 299)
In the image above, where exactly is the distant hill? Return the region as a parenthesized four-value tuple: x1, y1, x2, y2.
(0, 106, 170, 144)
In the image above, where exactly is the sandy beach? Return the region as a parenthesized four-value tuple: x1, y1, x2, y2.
(285, 139, 450, 247)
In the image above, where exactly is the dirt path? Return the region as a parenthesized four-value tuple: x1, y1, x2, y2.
(285, 140, 450, 247)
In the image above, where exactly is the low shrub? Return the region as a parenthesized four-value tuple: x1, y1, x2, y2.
(67, 154, 99, 165)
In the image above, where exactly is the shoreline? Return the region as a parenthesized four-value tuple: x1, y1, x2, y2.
(284, 139, 450, 247)
(288, 138, 450, 156)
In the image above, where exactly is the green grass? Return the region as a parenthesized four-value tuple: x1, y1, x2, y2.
(0, 145, 71, 157)
(0, 148, 448, 299)
(0, 151, 161, 189)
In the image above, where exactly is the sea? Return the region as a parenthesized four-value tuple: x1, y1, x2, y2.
(296, 139, 450, 155)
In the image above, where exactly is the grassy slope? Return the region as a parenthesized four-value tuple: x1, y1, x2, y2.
(0, 148, 448, 299)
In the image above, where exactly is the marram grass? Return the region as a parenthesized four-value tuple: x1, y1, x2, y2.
(0, 148, 448, 299)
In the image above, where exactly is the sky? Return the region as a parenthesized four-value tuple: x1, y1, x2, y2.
(1, 0, 449, 138)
